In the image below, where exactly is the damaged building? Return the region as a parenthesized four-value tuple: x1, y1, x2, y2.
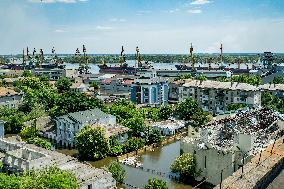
(0, 136, 116, 189)
(181, 109, 284, 185)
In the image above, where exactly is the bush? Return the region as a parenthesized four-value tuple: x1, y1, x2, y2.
(170, 153, 197, 178)
(144, 178, 168, 189)
(106, 161, 125, 184)
(123, 137, 145, 153)
(20, 126, 39, 140)
(27, 137, 52, 150)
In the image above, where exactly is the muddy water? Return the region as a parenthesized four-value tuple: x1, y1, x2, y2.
(90, 141, 195, 189)
(57, 141, 210, 189)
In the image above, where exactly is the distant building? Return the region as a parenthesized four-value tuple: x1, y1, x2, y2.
(150, 120, 185, 136)
(50, 109, 128, 148)
(263, 52, 274, 67)
(0, 69, 24, 78)
(32, 68, 64, 80)
(131, 77, 169, 107)
(100, 78, 133, 95)
(170, 79, 261, 115)
(70, 82, 89, 93)
(32, 68, 76, 81)
(0, 87, 23, 108)
(259, 83, 284, 99)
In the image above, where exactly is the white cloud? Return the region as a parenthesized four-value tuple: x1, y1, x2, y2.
(188, 9, 202, 14)
(54, 29, 66, 33)
(109, 18, 126, 22)
(167, 8, 180, 13)
(96, 25, 113, 30)
(190, 0, 211, 5)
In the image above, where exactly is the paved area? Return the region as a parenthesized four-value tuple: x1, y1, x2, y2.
(266, 169, 284, 189)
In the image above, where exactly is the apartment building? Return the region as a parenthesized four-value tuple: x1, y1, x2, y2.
(170, 79, 261, 114)
(259, 83, 284, 99)
(131, 77, 169, 107)
(0, 87, 23, 108)
(50, 108, 129, 148)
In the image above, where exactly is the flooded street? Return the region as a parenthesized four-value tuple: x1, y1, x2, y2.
(58, 140, 207, 189)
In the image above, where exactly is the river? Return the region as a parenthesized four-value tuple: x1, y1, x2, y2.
(64, 60, 253, 74)
(58, 140, 212, 189)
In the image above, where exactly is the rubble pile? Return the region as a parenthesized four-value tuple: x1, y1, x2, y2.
(202, 109, 283, 154)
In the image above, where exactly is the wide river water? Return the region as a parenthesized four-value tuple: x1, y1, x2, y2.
(64, 60, 252, 74)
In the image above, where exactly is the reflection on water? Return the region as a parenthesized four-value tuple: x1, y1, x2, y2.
(57, 141, 212, 189)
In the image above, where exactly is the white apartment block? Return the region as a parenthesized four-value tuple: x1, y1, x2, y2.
(170, 80, 261, 115)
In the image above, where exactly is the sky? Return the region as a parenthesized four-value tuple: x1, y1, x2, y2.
(1, 0, 284, 54)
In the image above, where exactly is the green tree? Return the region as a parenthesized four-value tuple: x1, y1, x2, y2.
(26, 137, 52, 150)
(76, 125, 110, 160)
(190, 111, 210, 128)
(21, 167, 78, 189)
(4, 114, 25, 134)
(144, 178, 168, 189)
(22, 70, 32, 77)
(106, 161, 125, 184)
(195, 75, 207, 81)
(0, 173, 20, 189)
(89, 81, 100, 93)
(123, 117, 145, 137)
(147, 128, 162, 145)
(0, 167, 78, 189)
(174, 98, 200, 121)
(227, 103, 247, 111)
(49, 92, 105, 117)
(109, 136, 124, 156)
(20, 125, 39, 140)
(273, 76, 284, 84)
(123, 137, 145, 153)
(55, 77, 72, 93)
(159, 105, 173, 120)
(170, 153, 197, 178)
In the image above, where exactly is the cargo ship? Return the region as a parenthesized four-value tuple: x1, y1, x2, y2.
(175, 43, 251, 74)
(4, 47, 65, 70)
(98, 46, 151, 75)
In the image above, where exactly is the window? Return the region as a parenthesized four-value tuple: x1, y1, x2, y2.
(88, 184, 92, 189)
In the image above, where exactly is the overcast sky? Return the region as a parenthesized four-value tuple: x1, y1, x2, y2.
(1, 0, 284, 54)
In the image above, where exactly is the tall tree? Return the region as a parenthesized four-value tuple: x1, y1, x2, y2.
(75, 125, 110, 160)
(55, 77, 72, 93)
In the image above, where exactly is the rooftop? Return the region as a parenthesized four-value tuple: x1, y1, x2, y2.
(134, 77, 168, 84)
(259, 83, 284, 91)
(182, 79, 258, 91)
(0, 87, 19, 97)
(57, 108, 111, 124)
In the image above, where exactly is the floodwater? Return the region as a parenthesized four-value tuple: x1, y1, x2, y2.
(57, 141, 203, 189)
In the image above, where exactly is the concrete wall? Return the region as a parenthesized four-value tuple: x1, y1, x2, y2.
(181, 136, 251, 185)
